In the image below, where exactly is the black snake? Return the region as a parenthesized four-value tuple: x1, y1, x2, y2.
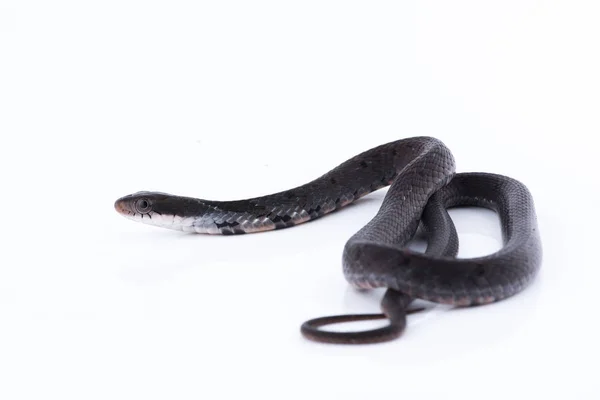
(114, 137, 542, 344)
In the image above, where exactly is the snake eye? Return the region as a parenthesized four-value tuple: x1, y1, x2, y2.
(135, 198, 152, 214)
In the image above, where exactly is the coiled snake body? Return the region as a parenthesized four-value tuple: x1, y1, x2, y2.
(115, 137, 542, 344)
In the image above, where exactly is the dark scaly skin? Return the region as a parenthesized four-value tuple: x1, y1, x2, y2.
(114, 137, 542, 344)
(114, 137, 451, 235)
(301, 192, 461, 344)
(343, 173, 541, 305)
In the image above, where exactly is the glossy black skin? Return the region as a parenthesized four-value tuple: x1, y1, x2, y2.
(115, 137, 542, 344)
(301, 190, 461, 344)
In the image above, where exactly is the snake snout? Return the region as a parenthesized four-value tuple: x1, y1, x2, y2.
(114, 198, 124, 214)
(115, 198, 128, 214)
(114, 197, 133, 215)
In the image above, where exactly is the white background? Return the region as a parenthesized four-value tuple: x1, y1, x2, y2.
(1, 1, 599, 398)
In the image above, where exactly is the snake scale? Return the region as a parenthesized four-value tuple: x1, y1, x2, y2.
(115, 136, 542, 344)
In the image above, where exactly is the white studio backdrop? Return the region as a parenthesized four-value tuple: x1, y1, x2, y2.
(1, 1, 598, 399)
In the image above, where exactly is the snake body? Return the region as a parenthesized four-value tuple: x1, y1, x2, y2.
(115, 137, 542, 344)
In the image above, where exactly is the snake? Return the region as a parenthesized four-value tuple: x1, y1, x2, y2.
(114, 136, 542, 344)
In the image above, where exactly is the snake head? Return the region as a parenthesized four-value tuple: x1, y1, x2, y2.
(114, 191, 207, 230)
(114, 191, 166, 222)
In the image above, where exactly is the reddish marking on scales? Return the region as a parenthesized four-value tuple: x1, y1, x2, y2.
(454, 296, 472, 306)
(339, 198, 353, 207)
(241, 221, 276, 233)
(354, 280, 377, 289)
(475, 296, 496, 304)
(293, 216, 311, 225)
